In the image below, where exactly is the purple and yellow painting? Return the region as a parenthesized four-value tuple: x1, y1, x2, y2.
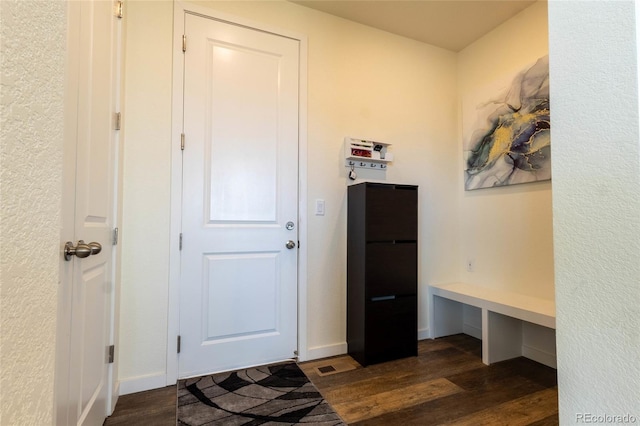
(463, 55, 550, 191)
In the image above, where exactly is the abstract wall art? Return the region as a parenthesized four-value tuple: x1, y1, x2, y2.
(463, 55, 550, 191)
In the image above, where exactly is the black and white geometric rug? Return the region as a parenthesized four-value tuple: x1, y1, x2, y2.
(177, 361, 345, 425)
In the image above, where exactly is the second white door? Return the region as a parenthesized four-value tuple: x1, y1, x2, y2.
(179, 12, 300, 378)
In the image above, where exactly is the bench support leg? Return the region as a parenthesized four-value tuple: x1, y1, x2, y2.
(483, 309, 523, 365)
(432, 295, 463, 338)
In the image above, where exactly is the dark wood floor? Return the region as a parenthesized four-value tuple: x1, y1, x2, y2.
(104, 384, 176, 426)
(105, 334, 558, 425)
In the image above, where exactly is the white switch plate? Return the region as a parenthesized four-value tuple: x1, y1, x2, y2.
(315, 199, 325, 216)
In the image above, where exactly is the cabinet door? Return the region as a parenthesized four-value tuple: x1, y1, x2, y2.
(366, 184, 417, 241)
(365, 296, 417, 364)
(366, 242, 416, 297)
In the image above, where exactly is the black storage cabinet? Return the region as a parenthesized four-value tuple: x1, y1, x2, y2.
(347, 182, 418, 366)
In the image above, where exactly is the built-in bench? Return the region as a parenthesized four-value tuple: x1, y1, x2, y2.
(428, 282, 556, 368)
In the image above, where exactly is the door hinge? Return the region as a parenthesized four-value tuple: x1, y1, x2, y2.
(182, 35, 187, 53)
(177, 335, 181, 354)
(180, 133, 185, 151)
(108, 345, 115, 363)
(179, 233, 183, 250)
(114, 112, 121, 131)
(113, 227, 119, 245)
(115, 0, 123, 19)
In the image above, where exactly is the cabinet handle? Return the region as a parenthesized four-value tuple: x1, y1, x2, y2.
(371, 295, 396, 302)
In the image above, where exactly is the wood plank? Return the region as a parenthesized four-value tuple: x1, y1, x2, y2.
(332, 378, 463, 423)
(353, 365, 552, 425)
(105, 386, 176, 426)
(528, 414, 560, 426)
(431, 334, 482, 357)
(492, 356, 558, 389)
(441, 387, 558, 426)
(318, 347, 482, 401)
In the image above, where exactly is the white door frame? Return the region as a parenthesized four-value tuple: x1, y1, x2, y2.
(167, 1, 308, 385)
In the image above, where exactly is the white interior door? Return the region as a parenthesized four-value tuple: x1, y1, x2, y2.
(179, 12, 300, 378)
(57, 1, 121, 424)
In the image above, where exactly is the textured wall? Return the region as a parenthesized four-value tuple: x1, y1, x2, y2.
(0, 0, 66, 424)
(549, 0, 640, 421)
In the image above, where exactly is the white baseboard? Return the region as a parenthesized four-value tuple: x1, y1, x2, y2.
(418, 327, 430, 341)
(305, 342, 348, 361)
(118, 372, 168, 395)
(522, 344, 557, 369)
(463, 323, 482, 340)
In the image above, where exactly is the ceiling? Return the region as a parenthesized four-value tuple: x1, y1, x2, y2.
(290, 1, 538, 52)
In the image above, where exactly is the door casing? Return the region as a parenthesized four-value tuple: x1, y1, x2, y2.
(167, 1, 309, 385)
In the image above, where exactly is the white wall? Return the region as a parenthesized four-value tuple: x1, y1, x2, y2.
(119, 0, 460, 389)
(549, 0, 640, 421)
(0, 1, 66, 423)
(457, 1, 554, 300)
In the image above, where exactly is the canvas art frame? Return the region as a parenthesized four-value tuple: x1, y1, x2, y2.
(463, 55, 550, 191)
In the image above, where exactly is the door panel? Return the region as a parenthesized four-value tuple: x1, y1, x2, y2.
(366, 242, 417, 297)
(204, 252, 279, 339)
(58, 0, 120, 424)
(180, 13, 299, 378)
(207, 41, 280, 222)
(81, 266, 109, 392)
(365, 185, 418, 241)
(366, 296, 418, 364)
(72, 1, 115, 422)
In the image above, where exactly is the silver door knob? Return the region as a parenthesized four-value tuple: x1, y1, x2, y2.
(88, 241, 102, 255)
(64, 241, 91, 261)
(64, 240, 102, 261)
(285, 240, 296, 249)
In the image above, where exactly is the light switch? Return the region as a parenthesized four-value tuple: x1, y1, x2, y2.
(315, 199, 325, 216)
